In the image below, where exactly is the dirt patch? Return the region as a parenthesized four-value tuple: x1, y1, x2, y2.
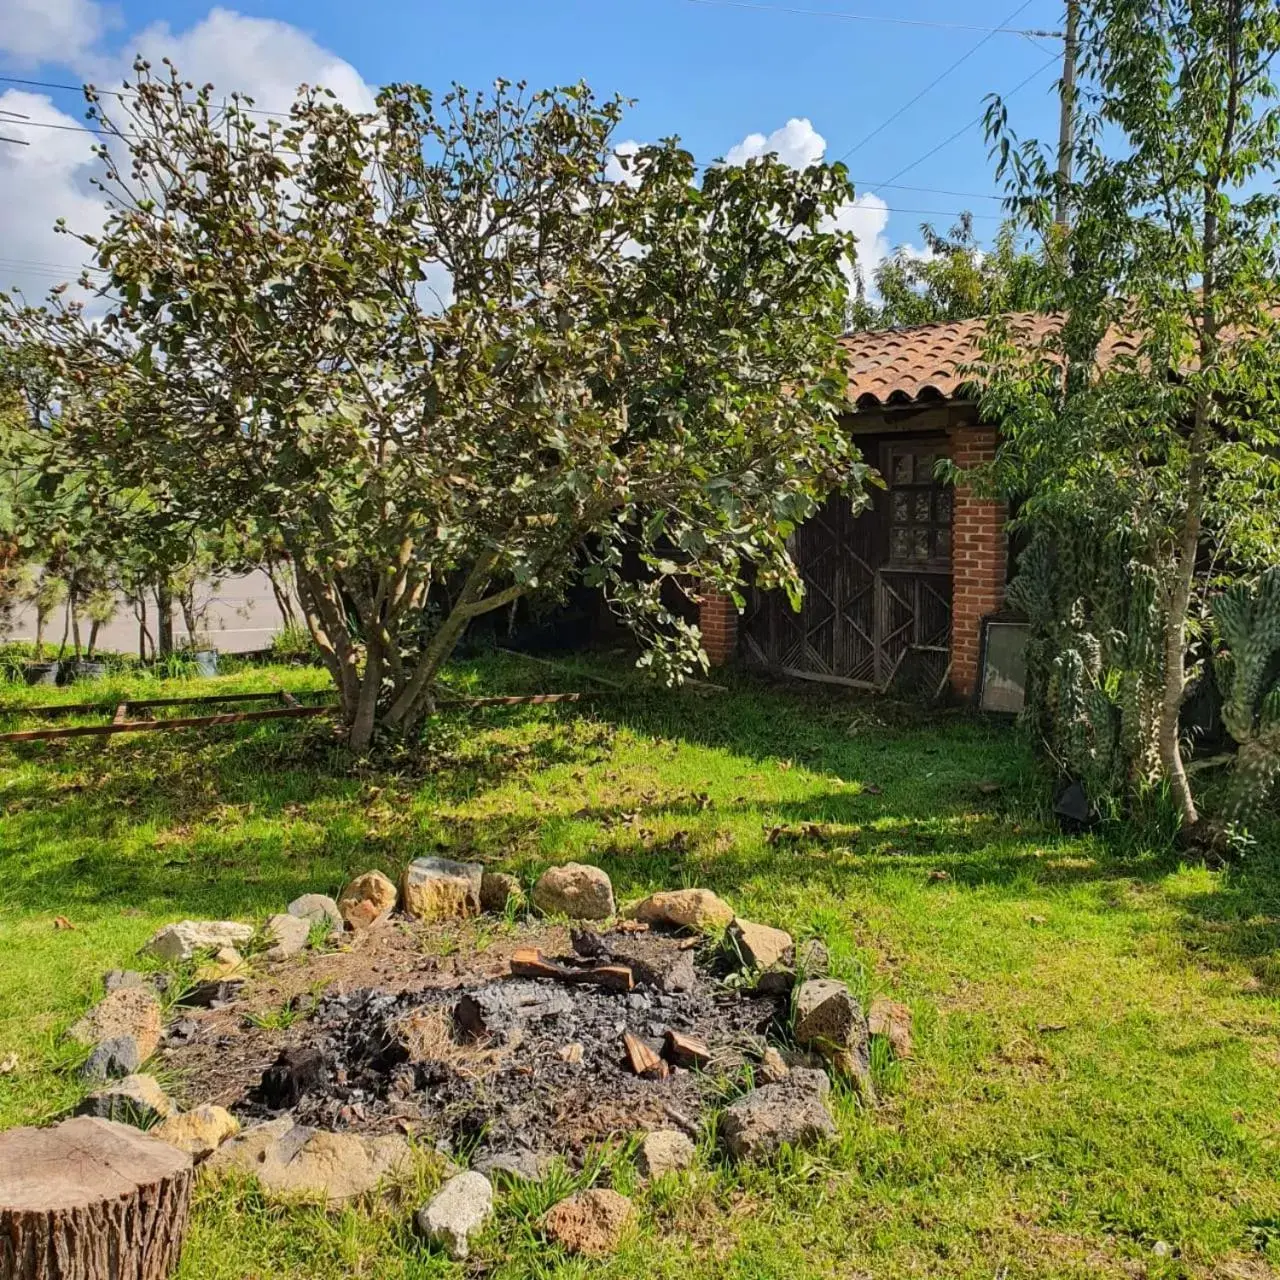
(160, 918, 780, 1160)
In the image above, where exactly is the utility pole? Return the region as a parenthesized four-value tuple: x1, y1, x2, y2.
(1055, 0, 1080, 227)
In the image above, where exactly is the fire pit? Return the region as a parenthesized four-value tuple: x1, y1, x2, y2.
(161, 917, 784, 1162)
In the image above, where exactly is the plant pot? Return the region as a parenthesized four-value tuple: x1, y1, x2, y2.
(192, 649, 218, 677)
(63, 659, 109, 683)
(23, 661, 61, 686)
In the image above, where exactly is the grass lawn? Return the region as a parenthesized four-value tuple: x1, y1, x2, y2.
(2, 652, 1279, 1279)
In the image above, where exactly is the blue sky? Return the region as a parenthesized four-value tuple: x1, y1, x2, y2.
(0, 0, 1068, 299)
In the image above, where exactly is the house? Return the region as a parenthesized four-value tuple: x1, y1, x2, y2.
(696, 313, 1137, 701)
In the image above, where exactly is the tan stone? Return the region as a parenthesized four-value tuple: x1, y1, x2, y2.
(541, 1188, 633, 1256)
(480, 871, 524, 913)
(68, 986, 162, 1062)
(868, 996, 913, 1059)
(401, 857, 483, 922)
(77, 1073, 174, 1128)
(154, 1104, 240, 1159)
(637, 1129, 695, 1178)
(195, 946, 244, 981)
(337, 870, 398, 929)
(532, 864, 614, 921)
(758, 1046, 790, 1085)
(209, 1117, 411, 1205)
(627, 889, 734, 932)
(144, 919, 254, 963)
(729, 917, 792, 971)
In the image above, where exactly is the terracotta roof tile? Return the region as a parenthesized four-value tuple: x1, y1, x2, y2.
(838, 305, 1274, 408)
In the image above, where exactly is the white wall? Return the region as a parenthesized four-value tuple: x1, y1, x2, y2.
(6, 569, 291, 655)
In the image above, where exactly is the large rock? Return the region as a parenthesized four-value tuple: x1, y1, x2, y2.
(637, 1129, 696, 1178)
(627, 889, 734, 933)
(480, 871, 524, 914)
(473, 1149, 542, 1183)
(729, 918, 793, 972)
(209, 1117, 411, 1205)
(402, 857, 483, 922)
(153, 1104, 240, 1160)
(145, 920, 254, 963)
(77, 1073, 174, 1128)
(532, 863, 614, 920)
(337, 871, 398, 930)
(541, 1188, 633, 1257)
(793, 978, 872, 1082)
(287, 893, 342, 931)
(417, 1171, 493, 1260)
(264, 912, 311, 959)
(195, 946, 244, 982)
(68, 986, 163, 1063)
(720, 1070, 836, 1161)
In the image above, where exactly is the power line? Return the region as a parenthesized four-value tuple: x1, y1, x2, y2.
(0, 74, 294, 119)
(682, 0, 1063, 38)
(833, 0, 1038, 164)
(880, 50, 1060, 185)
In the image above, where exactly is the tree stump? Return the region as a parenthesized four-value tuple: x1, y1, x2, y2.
(0, 1116, 193, 1280)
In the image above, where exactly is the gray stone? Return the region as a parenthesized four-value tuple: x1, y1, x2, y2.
(720, 1073, 836, 1161)
(532, 863, 615, 920)
(793, 978, 871, 1076)
(287, 893, 342, 930)
(637, 1129, 696, 1178)
(264, 912, 311, 959)
(729, 918, 793, 971)
(402, 856, 484, 921)
(103, 969, 149, 993)
(144, 919, 254, 963)
(77, 1073, 174, 1127)
(79, 1036, 142, 1081)
(417, 1171, 493, 1260)
(480, 871, 524, 913)
(473, 1149, 542, 1182)
(208, 1117, 411, 1206)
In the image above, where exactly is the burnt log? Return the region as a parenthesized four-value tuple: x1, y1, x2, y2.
(454, 981, 574, 1043)
(623, 1032, 669, 1080)
(0, 1116, 193, 1280)
(508, 947, 633, 993)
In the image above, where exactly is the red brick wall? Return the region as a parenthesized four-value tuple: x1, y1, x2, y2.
(698, 589, 739, 667)
(949, 425, 1007, 700)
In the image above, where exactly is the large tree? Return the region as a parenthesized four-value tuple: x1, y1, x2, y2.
(6, 68, 869, 748)
(980, 0, 1280, 831)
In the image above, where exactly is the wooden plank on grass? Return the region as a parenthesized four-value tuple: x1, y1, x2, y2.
(0, 704, 333, 743)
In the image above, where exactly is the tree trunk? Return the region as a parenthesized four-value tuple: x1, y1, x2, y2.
(264, 555, 297, 626)
(155, 583, 174, 659)
(0, 1115, 193, 1280)
(348, 637, 384, 752)
(34, 606, 46, 661)
(86, 621, 100, 660)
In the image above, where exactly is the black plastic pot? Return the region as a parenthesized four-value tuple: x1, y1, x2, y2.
(23, 661, 61, 686)
(62, 659, 109, 683)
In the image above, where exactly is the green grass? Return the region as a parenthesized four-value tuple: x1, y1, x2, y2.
(2, 653, 1279, 1278)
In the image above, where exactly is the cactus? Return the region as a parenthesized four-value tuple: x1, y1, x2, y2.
(1212, 568, 1280, 827)
(1007, 519, 1163, 806)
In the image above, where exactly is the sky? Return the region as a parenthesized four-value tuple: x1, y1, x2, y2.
(0, 0, 1069, 303)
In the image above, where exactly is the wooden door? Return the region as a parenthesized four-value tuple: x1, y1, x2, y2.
(742, 437, 952, 690)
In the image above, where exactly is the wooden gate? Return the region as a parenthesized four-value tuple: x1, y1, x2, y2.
(742, 437, 953, 689)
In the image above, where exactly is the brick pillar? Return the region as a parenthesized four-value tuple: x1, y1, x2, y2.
(949, 426, 1007, 701)
(698, 589, 739, 668)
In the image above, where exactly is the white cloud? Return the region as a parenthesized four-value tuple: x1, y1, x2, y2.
(721, 117, 895, 292)
(605, 139, 642, 187)
(85, 7, 375, 114)
(0, 4, 376, 301)
(723, 117, 826, 171)
(0, 0, 112, 67)
(0, 90, 110, 303)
